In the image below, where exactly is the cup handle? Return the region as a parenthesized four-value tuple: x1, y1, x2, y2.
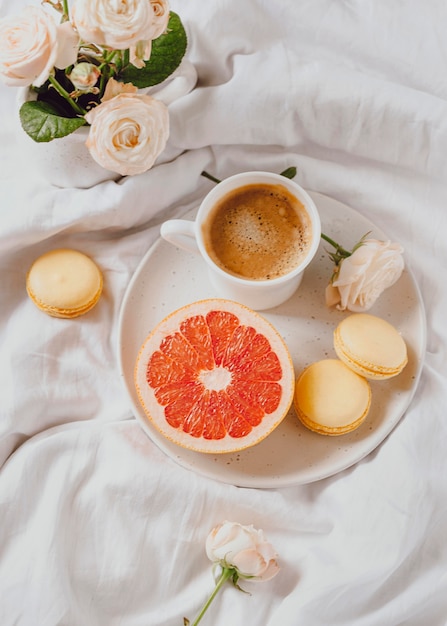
(160, 219, 200, 254)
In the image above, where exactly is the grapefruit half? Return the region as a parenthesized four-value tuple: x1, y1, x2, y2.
(134, 299, 295, 454)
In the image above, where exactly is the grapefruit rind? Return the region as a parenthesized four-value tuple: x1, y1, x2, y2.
(134, 299, 295, 454)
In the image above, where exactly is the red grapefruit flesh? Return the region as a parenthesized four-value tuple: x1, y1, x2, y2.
(134, 299, 295, 454)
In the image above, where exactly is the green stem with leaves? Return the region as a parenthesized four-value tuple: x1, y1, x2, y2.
(99, 49, 121, 70)
(48, 75, 86, 115)
(320, 233, 351, 259)
(121, 48, 130, 69)
(184, 567, 234, 626)
(96, 50, 121, 95)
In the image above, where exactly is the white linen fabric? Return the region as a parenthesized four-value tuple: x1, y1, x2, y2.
(1, 1, 447, 625)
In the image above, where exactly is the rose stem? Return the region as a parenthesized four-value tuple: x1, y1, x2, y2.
(62, 0, 69, 20)
(201, 171, 221, 184)
(48, 76, 86, 115)
(188, 567, 234, 626)
(320, 233, 351, 257)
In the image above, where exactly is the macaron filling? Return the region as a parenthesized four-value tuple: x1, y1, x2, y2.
(334, 313, 408, 380)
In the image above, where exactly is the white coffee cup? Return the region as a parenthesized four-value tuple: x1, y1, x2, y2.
(160, 171, 321, 310)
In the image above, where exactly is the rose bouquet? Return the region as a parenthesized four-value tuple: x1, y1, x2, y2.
(0, 0, 189, 176)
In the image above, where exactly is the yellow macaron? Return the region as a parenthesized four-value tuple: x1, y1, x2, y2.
(334, 313, 408, 380)
(26, 248, 103, 319)
(294, 359, 372, 436)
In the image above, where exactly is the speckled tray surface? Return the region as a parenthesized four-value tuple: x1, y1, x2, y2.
(118, 192, 426, 488)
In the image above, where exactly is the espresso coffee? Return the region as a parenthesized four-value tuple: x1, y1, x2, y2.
(202, 183, 312, 281)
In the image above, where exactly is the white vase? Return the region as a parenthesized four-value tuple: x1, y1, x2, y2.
(16, 59, 197, 189)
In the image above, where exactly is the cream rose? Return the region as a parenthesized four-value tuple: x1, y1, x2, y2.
(129, 0, 170, 67)
(326, 239, 404, 312)
(54, 21, 80, 71)
(72, 0, 155, 50)
(0, 6, 77, 87)
(101, 76, 138, 101)
(129, 39, 153, 69)
(205, 521, 280, 582)
(84, 93, 169, 176)
(149, 0, 170, 39)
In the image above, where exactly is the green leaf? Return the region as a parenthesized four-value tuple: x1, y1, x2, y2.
(118, 12, 188, 88)
(280, 166, 297, 179)
(19, 101, 86, 143)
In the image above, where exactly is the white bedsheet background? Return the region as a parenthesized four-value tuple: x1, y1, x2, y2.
(1, 1, 447, 625)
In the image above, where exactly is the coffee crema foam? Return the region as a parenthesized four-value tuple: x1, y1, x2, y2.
(203, 183, 312, 281)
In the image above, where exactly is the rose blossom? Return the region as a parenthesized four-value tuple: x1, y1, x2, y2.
(71, 0, 156, 51)
(0, 6, 78, 87)
(69, 62, 101, 91)
(129, 39, 153, 69)
(84, 93, 169, 176)
(54, 21, 80, 70)
(129, 0, 170, 68)
(101, 77, 138, 101)
(205, 521, 279, 582)
(326, 239, 404, 312)
(149, 0, 170, 39)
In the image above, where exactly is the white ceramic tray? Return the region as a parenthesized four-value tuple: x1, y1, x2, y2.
(118, 192, 426, 488)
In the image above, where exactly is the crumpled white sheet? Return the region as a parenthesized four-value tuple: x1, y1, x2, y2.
(1, 1, 447, 625)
